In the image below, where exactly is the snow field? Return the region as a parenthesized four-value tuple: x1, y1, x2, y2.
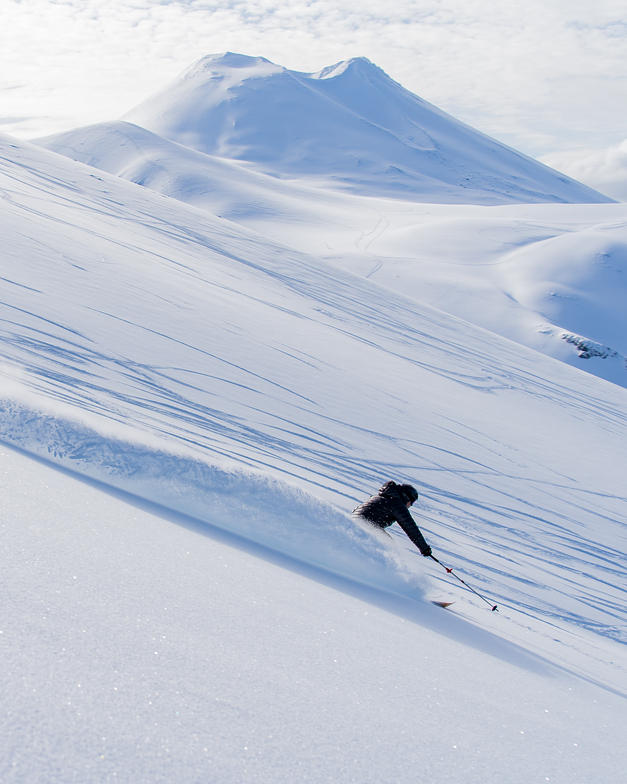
(1, 61, 627, 784)
(2, 444, 625, 784)
(37, 121, 627, 388)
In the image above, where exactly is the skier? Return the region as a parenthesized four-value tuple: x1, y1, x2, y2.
(352, 480, 432, 556)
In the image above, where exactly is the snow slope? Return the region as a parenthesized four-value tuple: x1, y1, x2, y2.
(3, 443, 626, 784)
(1, 134, 627, 781)
(119, 53, 611, 205)
(324, 201, 627, 388)
(37, 120, 627, 388)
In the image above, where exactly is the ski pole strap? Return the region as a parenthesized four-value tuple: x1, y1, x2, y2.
(430, 555, 498, 612)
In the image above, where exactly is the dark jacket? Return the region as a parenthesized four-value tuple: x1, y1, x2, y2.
(353, 481, 431, 555)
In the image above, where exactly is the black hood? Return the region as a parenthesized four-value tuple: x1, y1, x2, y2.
(378, 481, 418, 504)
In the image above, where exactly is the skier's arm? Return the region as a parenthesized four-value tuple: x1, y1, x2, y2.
(394, 505, 432, 556)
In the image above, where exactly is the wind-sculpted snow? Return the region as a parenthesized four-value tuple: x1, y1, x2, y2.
(349, 205, 627, 387)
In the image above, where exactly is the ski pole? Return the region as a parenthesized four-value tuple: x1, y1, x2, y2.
(430, 555, 498, 612)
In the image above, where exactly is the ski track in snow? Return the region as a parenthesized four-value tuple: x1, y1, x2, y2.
(3, 54, 627, 784)
(2, 134, 626, 666)
(0, 92, 627, 784)
(35, 119, 627, 389)
(3, 443, 626, 784)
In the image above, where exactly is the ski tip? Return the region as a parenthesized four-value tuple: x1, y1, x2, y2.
(431, 601, 455, 608)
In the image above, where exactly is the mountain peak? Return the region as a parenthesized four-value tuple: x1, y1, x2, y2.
(184, 52, 285, 79)
(121, 53, 612, 205)
(311, 57, 378, 80)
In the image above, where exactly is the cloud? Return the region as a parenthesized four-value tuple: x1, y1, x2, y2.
(540, 142, 627, 202)
(1, 0, 627, 159)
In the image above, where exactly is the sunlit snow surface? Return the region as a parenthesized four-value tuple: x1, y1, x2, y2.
(1, 135, 627, 782)
(37, 120, 627, 388)
(2, 444, 625, 784)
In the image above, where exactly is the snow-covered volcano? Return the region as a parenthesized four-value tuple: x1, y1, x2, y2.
(120, 52, 610, 205)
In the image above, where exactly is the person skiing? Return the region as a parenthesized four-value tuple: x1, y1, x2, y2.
(352, 480, 432, 556)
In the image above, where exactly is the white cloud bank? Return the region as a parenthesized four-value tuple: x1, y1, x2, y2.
(1, 0, 626, 165)
(541, 141, 627, 202)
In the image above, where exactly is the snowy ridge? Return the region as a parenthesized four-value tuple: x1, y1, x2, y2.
(34, 119, 333, 223)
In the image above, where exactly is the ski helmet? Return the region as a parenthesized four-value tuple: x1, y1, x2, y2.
(398, 484, 419, 504)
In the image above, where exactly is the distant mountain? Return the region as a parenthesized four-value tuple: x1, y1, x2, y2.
(33, 54, 626, 388)
(35, 120, 627, 389)
(116, 52, 611, 205)
(34, 119, 330, 223)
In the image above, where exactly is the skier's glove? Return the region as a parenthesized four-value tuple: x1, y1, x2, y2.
(421, 546, 432, 558)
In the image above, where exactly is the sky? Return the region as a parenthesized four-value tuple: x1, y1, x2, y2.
(1, 0, 627, 198)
